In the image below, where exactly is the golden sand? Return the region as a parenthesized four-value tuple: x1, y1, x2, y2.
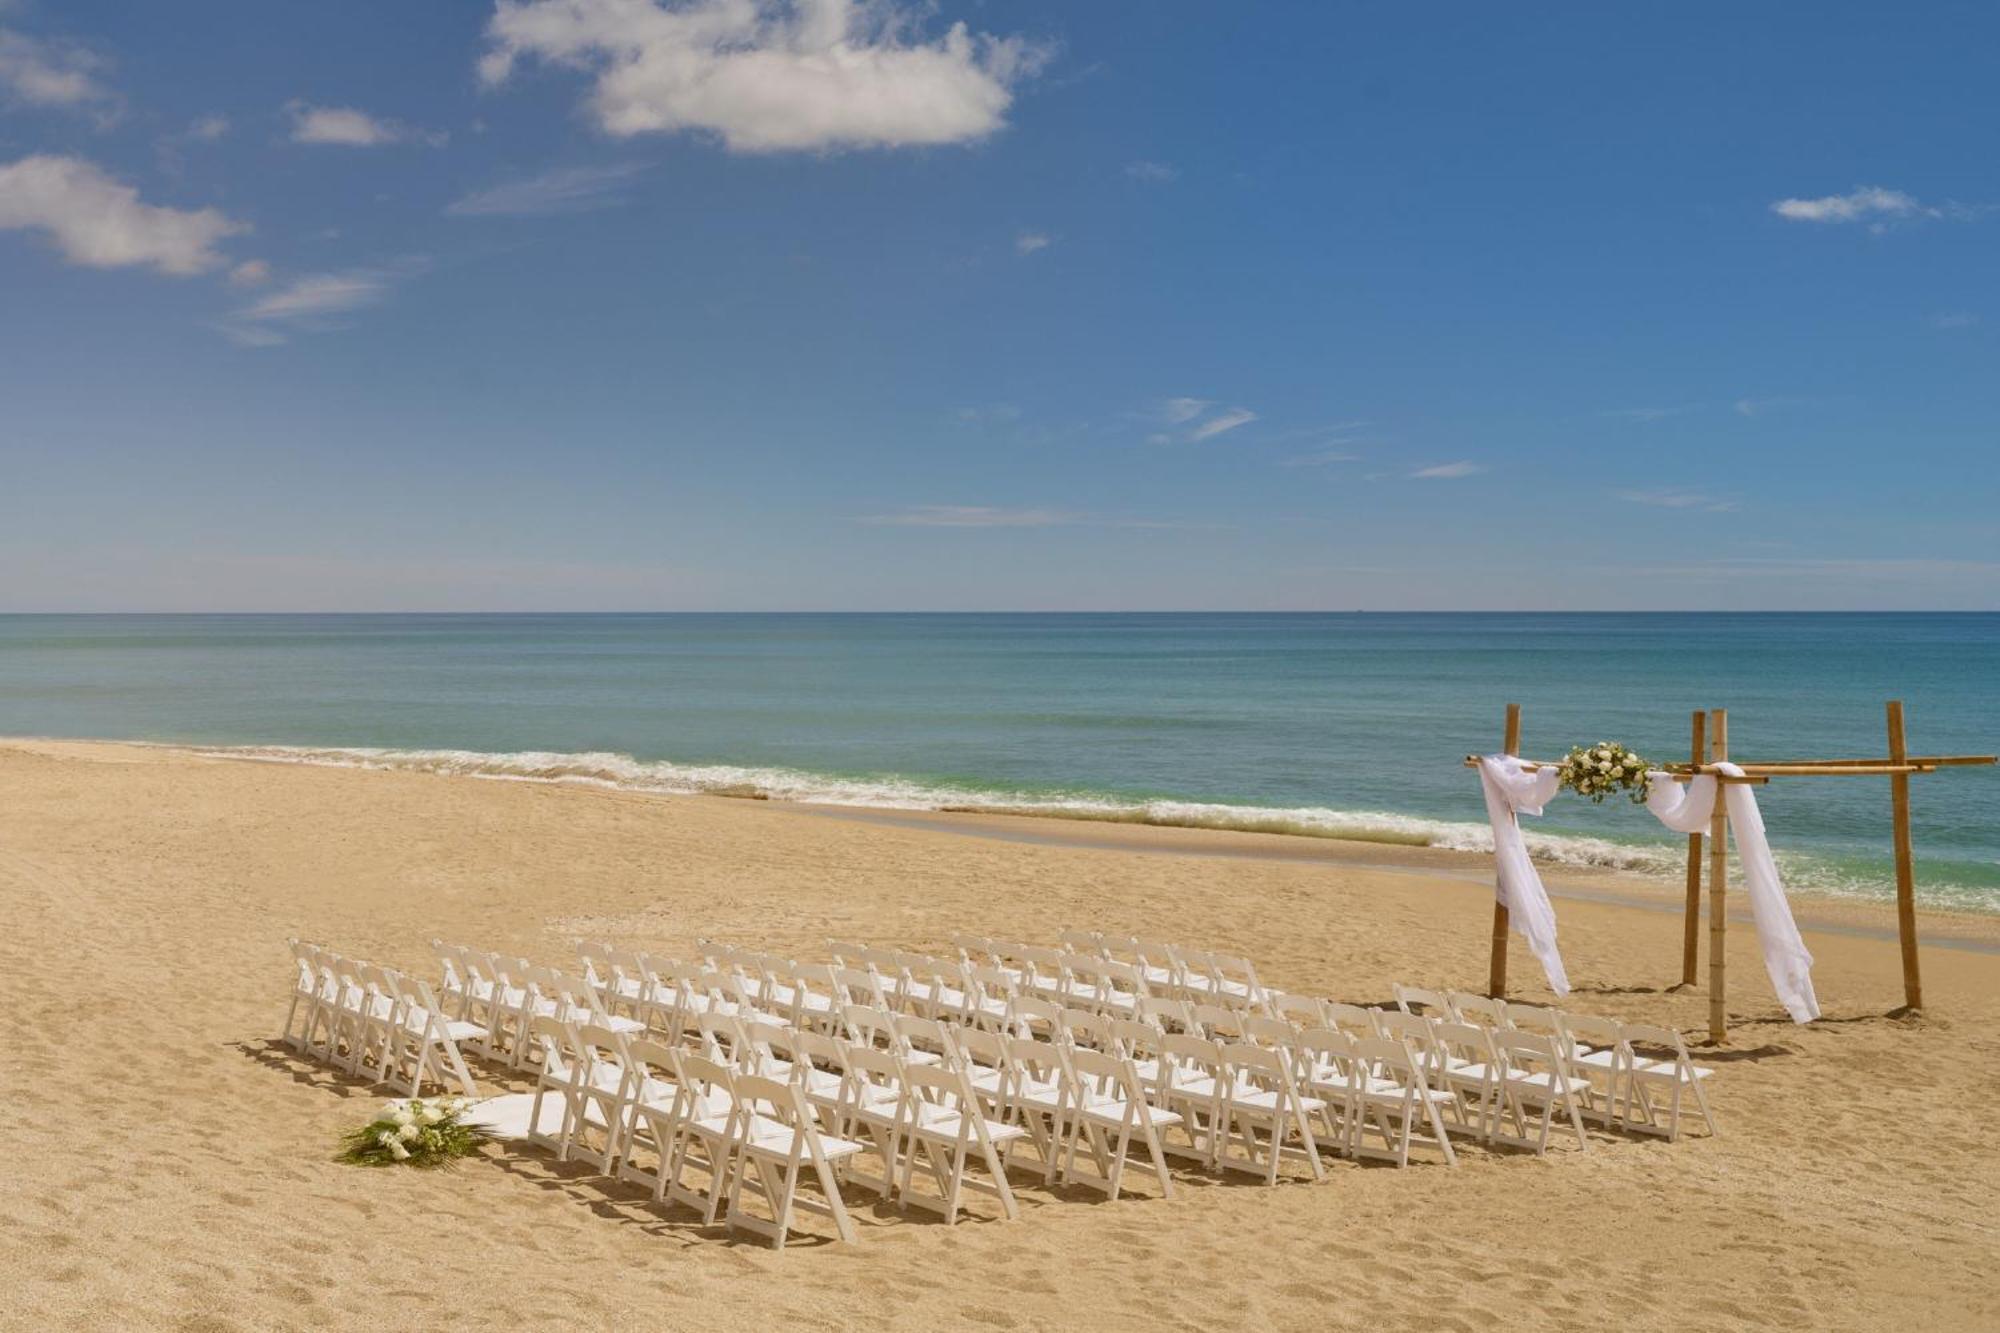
(4, 738, 1997, 1331)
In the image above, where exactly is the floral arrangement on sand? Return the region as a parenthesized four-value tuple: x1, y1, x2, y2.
(339, 1097, 487, 1168)
(1556, 741, 1653, 804)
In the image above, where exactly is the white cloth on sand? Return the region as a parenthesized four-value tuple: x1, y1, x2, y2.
(1475, 754, 1569, 997)
(1646, 766, 1821, 1023)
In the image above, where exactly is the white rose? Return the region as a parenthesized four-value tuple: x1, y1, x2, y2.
(398, 1122, 422, 1142)
(388, 1139, 411, 1161)
(421, 1106, 446, 1125)
(393, 1109, 416, 1128)
(376, 1130, 397, 1148)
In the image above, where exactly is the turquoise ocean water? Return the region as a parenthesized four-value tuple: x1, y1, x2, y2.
(1, 613, 1994, 910)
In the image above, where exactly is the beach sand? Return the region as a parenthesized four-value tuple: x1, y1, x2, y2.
(4, 738, 1997, 1332)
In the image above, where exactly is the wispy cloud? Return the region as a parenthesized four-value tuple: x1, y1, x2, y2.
(447, 162, 649, 216)
(1770, 185, 1927, 225)
(287, 101, 447, 148)
(1124, 160, 1178, 183)
(187, 113, 230, 142)
(1015, 230, 1051, 255)
(479, 0, 1049, 154)
(1280, 448, 1362, 468)
(227, 258, 271, 287)
(1733, 395, 1811, 418)
(1149, 397, 1256, 443)
(1410, 461, 1484, 479)
(0, 24, 119, 123)
(0, 154, 244, 276)
(1929, 311, 1979, 330)
(1617, 488, 1738, 513)
(216, 259, 426, 346)
(1189, 407, 1257, 441)
(859, 505, 1075, 528)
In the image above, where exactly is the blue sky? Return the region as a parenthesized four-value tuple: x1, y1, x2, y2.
(1, 0, 1995, 611)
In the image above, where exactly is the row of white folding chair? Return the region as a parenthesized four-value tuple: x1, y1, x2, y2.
(286, 940, 480, 1097)
(525, 1016, 863, 1250)
(1059, 932, 1273, 1012)
(955, 934, 1272, 1016)
(574, 1009, 1027, 1230)
(433, 942, 645, 1069)
(696, 1002, 1192, 1205)
(1392, 985, 1717, 1142)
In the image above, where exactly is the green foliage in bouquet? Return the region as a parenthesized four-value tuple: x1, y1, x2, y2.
(1556, 741, 1653, 805)
(338, 1097, 488, 1168)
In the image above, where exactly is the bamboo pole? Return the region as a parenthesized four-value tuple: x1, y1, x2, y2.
(1678, 709, 1705, 989)
(1487, 703, 1522, 999)
(1729, 754, 1994, 768)
(1707, 709, 1729, 1043)
(1888, 700, 1923, 1013)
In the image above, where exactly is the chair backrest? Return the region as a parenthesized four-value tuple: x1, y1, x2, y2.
(1058, 928, 1107, 957)
(1563, 1012, 1623, 1053)
(1193, 1003, 1245, 1040)
(1322, 1001, 1377, 1037)
(1109, 1018, 1163, 1066)
(953, 1024, 1009, 1075)
(1433, 1020, 1497, 1070)
(1006, 994, 1062, 1037)
(949, 933, 995, 965)
(1393, 983, 1450, 1017)
(1065, 1043, 1145, 1106)
(626, 1037, 681, 1100)
(1057, 1007, 1115, 1052)
(1506, 1002, 1566, 1040)
(1241, 1014, 1298, 1052)
(529, 1014, 583, 1082)
(1271, 992, 1328, 1029)
(1439, 990, 1493, 1025)
(674, 1052, 737, 1119)
(1136, 995, 1196, 1034)
(826, 940, 868, 968)
(1496, 1030, 1569, 1085)
(1160, 1032, 1225, 1088)
(892, 1012, 961, 1065)
(832, 966, 887, 1009)
(1372, 1009, 1436, 1050)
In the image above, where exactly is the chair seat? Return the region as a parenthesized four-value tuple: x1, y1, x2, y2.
(1078, 1098, 1183, 1130)
(1633, 1059, 1713, 1081)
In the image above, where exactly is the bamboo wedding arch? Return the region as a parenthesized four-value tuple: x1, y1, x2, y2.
(1466, 701, 1994, 1043)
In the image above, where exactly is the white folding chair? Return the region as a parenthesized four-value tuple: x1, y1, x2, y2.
(1490, 1031, 1591, 1156)
(1615, 1022, 1718, 1141)
(1213, 1041, 1325, 1184)
(1061, 1045, 1180, 1200)
(1351, 1035, 1460, 1168)
(726, 1075, 865, 1249)
(895, 1062, 1025, 1224)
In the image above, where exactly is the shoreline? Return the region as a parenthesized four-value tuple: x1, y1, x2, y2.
(10, 733, 1999, 949)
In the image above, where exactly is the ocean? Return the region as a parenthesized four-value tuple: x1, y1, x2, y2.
(2, 612, 1994, 910)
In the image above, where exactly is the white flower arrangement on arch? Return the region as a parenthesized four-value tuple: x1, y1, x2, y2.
(338, 1097, 487, 1168)
(1556, 741, 1653, 805)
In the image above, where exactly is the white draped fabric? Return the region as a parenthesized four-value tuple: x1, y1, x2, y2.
(1645, 766, 1821, 1024)
(1475, 755, 1569, 996)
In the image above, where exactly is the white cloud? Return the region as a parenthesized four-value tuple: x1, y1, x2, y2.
(287, 101, 447, 148)
(1014, 230, 1050, 254)
(1929, 311, 1978, 330)
(1770, 185, 1927, 225)
(187, 113, 230, 141)
(860, 505, 1073, 528)
(0, 25, 117, 120)
(1162, 397, 1211, 424)
(0, 154, 244, 275)
(447, 162, 648, 216)
(1600, 405, 1688, 423)
(1410, 461, 1483, 479)
(1124, 160, 1178, 183)
(1617, 488, 1737, 513)
(1188, 407, 1257, 441)
(217, 260, 425, 345)
(479, 0, 1047, 153)
(228, 258, 271, 287)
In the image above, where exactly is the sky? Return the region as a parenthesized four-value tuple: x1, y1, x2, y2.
(1, 0, 1996, 612)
